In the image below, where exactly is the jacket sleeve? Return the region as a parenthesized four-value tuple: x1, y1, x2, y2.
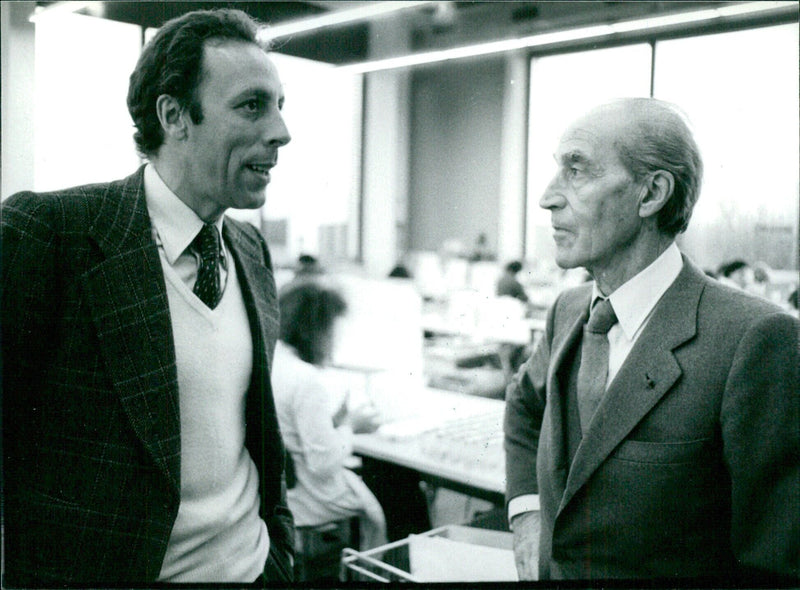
(248, 224, 296, 582)
(504, 297, 557, 502)
(1, 192, 61, 441)
(721, 310, 800, 578)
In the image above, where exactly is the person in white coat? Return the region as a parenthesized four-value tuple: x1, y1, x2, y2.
(272, 281, 387, 550)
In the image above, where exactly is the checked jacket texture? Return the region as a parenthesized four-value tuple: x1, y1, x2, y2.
(1, 166, 295, 586)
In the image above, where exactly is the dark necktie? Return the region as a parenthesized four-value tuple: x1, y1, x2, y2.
(192, 223, 222, 309)
(577, 297, 618, 431)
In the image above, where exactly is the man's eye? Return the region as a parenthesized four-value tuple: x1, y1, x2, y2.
(565, 166, 581, 179)
(243, 99, 264, 112)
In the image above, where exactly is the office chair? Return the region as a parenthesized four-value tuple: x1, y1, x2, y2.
(285, 452, 360, 581)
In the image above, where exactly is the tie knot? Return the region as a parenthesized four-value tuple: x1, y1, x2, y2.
(193, 223, 220, 261)
(587, 298, 617, 334)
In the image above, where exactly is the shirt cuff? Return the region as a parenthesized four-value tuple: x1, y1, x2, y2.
(508, 494, 540, 525)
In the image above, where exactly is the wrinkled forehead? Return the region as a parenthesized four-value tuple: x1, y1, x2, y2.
(557, 104, 632, 160)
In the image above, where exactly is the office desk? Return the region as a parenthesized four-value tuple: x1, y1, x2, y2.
(421, 311, 545, 346)
(353, 387, 506, 505)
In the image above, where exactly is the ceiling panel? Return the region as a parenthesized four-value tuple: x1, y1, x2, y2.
(34, 1, 798, 65)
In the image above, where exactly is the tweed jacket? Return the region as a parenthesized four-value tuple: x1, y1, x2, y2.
(2, 167, 293, 586)
(504, 256, 799, 581)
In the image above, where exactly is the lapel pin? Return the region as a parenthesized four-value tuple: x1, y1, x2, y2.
(645, 373, 656, 389)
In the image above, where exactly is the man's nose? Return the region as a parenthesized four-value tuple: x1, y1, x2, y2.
(266, 112, 291, 147)
(539, 175, 564, 209)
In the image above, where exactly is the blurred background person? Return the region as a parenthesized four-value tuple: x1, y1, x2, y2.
(496, 260, 530, 303)
(716, 259, 753, 290)
(788, 288, 798, 311)
(388, 262, 413, 278)
(469, 231, 495, 262)
(295, 253, 325, 277)
(748, 260, 772, 298)
(273, 281, 387, 550)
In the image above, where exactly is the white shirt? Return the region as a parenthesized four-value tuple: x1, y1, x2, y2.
(601, 242, 683, 386)
(509, 243, 683, 522)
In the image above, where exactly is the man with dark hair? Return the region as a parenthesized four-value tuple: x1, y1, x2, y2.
(3, 8, 294, 585)
(504, 98, 799, 581)
(496, 260, 529, 303)
(717, 258, 754, 290)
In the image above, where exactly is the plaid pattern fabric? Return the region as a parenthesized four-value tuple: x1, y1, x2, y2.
(1, 167, 293, 585)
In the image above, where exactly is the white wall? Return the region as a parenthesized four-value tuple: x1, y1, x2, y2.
(1, 2, 36, 200)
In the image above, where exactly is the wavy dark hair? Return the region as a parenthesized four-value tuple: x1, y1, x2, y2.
(127, 9, 268, 157)
(279, 282, 348, 366)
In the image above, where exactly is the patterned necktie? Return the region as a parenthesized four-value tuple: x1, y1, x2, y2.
(577, 297, 618, 431)
(192, 223, 222, 309)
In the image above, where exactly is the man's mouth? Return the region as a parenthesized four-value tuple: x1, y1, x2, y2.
(246, 163, 273, 175)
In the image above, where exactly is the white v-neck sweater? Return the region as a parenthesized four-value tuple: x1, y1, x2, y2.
(156, 253, 269, 583)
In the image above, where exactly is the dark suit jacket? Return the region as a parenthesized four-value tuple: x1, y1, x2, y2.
(2, 167, 294, 586)
(505, 256, 799, 581)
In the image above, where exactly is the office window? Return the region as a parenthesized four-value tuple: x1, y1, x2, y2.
(34, 13, 142, 191)
(253, 52, 363, 267)
(654, 24, 799, 271)
(525, 44, 652, 267)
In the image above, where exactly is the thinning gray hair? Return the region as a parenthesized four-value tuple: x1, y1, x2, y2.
(609, 98, 703, 236)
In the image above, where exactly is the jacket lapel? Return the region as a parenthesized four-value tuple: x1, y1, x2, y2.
(559, 259, 705, 512)
(82, 167, 181, 492)
(544, 291, 591, 498)
(222, 221, 279, 374)
(222, 220, 283, 507)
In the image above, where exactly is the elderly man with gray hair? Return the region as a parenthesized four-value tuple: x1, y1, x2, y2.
(504, 98, 799, 582)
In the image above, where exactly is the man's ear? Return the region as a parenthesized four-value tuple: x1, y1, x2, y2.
(155, 94, 188, 141)
(638, 170, 675, 219)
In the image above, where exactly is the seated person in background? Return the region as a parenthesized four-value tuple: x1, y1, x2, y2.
(388, 263, 412, 278)
(496, 260, 530, 303)
(470, 232, 496, 261)
(295, 253, 324, 277)
(748, 260, 771, 299)
(272, 282, 387, 550)
(716, 259, 753, 290)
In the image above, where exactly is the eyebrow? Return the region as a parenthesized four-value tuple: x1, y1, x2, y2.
(232, 87, 284, 105)
(554, 149, 606, 177)
(556, 150, 591, 166)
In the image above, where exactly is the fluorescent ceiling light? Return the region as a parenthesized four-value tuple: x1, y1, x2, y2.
(260, 1, 435, 40)
(28, 1, 434, 32)
(338, 1, 796, 74)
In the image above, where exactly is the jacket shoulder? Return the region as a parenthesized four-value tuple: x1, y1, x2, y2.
(700, 276, 796, 325)
(2, 173, 140, 234)
(553, 282, 592, 319)
(223, 215, 272, 267)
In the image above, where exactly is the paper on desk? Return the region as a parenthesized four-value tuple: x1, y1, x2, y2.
(408, 533, 518, 582)
(376, 416, 437, 439)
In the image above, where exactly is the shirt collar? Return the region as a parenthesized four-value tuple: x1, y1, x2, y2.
(592, 242, 683, 340)
(143, 163, 225, 265)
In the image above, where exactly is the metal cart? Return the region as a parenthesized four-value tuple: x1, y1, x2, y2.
(340, 524, 519, 583)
